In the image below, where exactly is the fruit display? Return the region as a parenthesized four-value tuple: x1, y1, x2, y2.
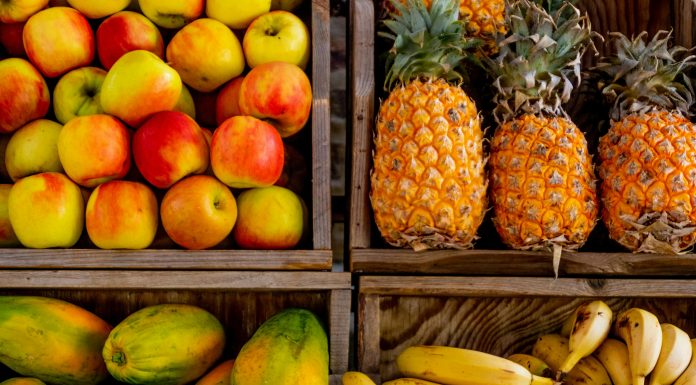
(0, 0, 314, 251)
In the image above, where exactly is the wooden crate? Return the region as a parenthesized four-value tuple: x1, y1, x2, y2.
(349, 0, 696, 275)
(0, 270, 351, 385)
(357, 275, 696, 383)
(0, 0, 332, 271)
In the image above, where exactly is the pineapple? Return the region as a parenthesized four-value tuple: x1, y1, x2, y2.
(485, 0, 599, 257)
(371, 0, 486, 250)
(595, 31, 696, 253)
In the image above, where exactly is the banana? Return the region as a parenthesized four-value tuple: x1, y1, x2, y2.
(592, 338, 631, 385)
(648, 324, 692, 385)
(507, 354, 554, 377)
(560, 301, 613, 375)
(396, 345, 557, 385)
(674, 340, 696, 385)
(560, 307, 580, 337)
(343, 372, 378, 385)
(532, 334, 611, 385)
(383, 379, 443, 385)
(614, 308, 663, 385)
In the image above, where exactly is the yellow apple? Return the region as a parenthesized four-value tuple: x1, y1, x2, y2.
(67, 0, 130, 19)
(174, 84, 196, 119)
(5, 119, 63, 181)
(139, 0, 204, 29)
(53, 66, 106, 124)
(244, 11, 309, 69)
(0, 0, 48, 22)
(8, 172, 84, 248)
(233, 186, 303, 249)
(0, 184, 19, 247)
(205, 0, 270, 30)
(271, 0, 303, 11)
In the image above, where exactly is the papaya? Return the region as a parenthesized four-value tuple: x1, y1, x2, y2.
(0, 378, 47, 385)
(0, 296, 112, 385)
(103, 304, 225, 385)
(196, 360, 235, 385)
(231, 308, 328, 385)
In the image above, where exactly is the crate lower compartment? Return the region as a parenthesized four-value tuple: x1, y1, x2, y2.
(357, 275, 696, 383)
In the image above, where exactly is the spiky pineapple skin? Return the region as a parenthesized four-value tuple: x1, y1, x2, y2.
(490, 114, 598, 249)
(371, 78, 486, 250)
(598, 110, 696, 252)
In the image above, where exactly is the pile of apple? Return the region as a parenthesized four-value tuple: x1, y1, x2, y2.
(0, 0, 312, 250)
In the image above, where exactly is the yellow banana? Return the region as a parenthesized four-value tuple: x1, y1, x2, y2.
(560, 307, 581, 337)
(383, 379, 442, 385)
(507, 354, 554, 377)
(592, 338, 631, 385)
(396, 345, 557, 385)
(648, 324, 692, 385)
(531, 334, 611, 385)
(674, 339, 696, 385)
(614, 308, 663, 385)
(343, 372, 377, 385)
(560, 301, 613, 375)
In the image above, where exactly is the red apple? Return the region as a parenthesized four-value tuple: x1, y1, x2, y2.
(161, 175, 237, 250)
(0, 58, 49, 133)
(97, 11, 164, 70)
(239, 61, 312, 137)
(133, 111, 209, 189)
(0, 22, 26, 56)
(23, 7, 94, 78)
(58, 114, 131, 188)
(211, 116, 284, 189)
(215, 76, 244, 126)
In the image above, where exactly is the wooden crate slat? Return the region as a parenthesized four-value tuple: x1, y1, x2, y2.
(329, 288, 352, 374)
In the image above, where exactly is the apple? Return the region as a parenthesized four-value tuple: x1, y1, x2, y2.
(166, 18, 245, 92)
(8, 172, 84, 248)
(23, 7, 94, 78)
(174, 84, 196, 119)
(53, 67, 106, 124)
(0, 58, 50, 133)
(5, 119, 63, 181)
(239, 61, 312, 138)
(0, 0, 48, 22)
(233, 186, 303, 249)
(161, 175, 237, 250)
(133, 110, 209, 189)
(271, 0, 303, 11)
(58, 114, 131, 188)
(100, 50, 182, 127)
(211, 116, 284, 189)
(139, 0, 204, 29)
(97, 11, 164, 70)
(243, 11, 310, 69)
(67, 0, 130, 19)
(215, 76, 244, 125)
(86, 180, 158, 249)
(0, 184, 19, 246)
(0, 22, 26, 56)
(206, 0, 270, 29)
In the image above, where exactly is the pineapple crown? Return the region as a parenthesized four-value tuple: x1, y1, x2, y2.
(485, 0, 594, 124)
(593, 31, 695, 121)
(380, 0, 480, 90)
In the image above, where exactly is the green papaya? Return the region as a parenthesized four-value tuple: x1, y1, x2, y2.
(0, 378, 47, 385)
(231, 308, 328, 385)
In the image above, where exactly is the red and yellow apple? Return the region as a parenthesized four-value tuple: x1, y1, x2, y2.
(8, 172, 84, 248)
(243, 11, 310, 69)
(233, 186, 303, 249)
(5, 119, 63, 181)
(23, 7, 94, 78)
(239, 61, 312, 137)
(166, 18, 245, 92)
(139, 0, 204, 29)
(86, 180, 158, 249)
(206, 0, 270, 29)
(0, 184, 19, 246)
(174, 84, 196, 119)
(100, 50, 182, 127)
(271, 0, 304, 11)
(215, 76, 244, 125)
(211, 116, 284, 189)
(133, 111, 209, 189)
(53, 66, 106, 124)
(0, 22, 26, 56)
(0, 0, 48, 22)
(0, 58, 49, 133)
(58, 114, 131, 188)
(161, 175, 237, 250)
(67, 0, 130, 19)
(96, 11, 164, 70)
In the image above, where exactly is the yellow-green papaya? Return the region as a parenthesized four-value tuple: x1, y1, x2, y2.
(103, 304, 225, 385)
(196, 360, 235, 385)
(0, 378, 47, 385)
(231, 308, 328, 385)
(0, 296, 112, 385)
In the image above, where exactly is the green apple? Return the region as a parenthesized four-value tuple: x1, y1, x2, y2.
(206, 0, 270, 29)
(8, 172, 84, 248)
(174, 84, 196, 119)
(53, 67, 106, 124)
(67, 0, 130, 18)
(243, 10, 310, 69)
(5, 119, 63, 181)
(271, 0, 303, 11)
(0, 184, 19, 247)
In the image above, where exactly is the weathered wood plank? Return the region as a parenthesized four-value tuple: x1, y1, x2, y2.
(330, 289, 352, 374)
(358, 293, 381, 376)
